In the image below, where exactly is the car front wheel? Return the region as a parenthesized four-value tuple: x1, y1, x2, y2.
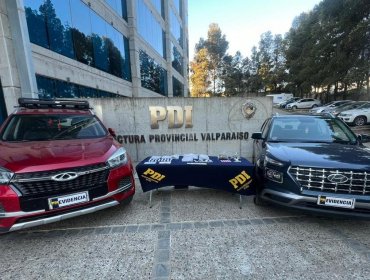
(312, 104, 318, 108)
(292, 105, 297, 110)
(253, 194, 267, 206)
(354, 116, 367, 126)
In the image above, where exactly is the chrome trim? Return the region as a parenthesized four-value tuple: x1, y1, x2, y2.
(9, 185, 22, 197)
(0, 209, 45, 218)
(1, 184, 131, 218)
(92, 183, 132, 201)
(289, 166, 370, 195)
(261, 189, 370, 210)
(11, 166, 109, 183)
(51, 172, 79, 182)
(9, 201, 119, 232)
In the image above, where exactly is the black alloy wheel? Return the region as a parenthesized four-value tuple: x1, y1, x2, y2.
(354, 116, 367, 126)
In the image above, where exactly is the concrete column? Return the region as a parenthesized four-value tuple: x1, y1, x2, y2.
(164, 0, 173, 97)
(127, 0, 142, 98)
(5, 0, 37, 98)
(182, 0, 189, 96)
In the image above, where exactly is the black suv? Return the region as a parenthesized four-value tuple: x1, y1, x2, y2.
(252, 114, 370, 217)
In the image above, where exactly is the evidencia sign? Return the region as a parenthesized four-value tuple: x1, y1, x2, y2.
(149, 106, 193, 129)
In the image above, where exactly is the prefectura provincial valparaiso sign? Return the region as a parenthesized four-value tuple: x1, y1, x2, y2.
(89, 97, 272, 162)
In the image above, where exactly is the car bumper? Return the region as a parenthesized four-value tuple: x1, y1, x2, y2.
(338, 116, 355, 123)
(260, 188, 370, 218)
(0, 164, 135, 233)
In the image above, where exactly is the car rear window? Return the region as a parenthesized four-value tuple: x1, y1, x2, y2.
(0, 114, 107, 141)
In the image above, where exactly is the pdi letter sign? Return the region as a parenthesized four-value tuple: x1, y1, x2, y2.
(149, 106, 193, 129)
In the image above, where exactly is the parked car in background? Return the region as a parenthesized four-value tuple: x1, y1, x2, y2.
(0, 99, 135, 233)
(286, 98, 321, 110)
(309, 100, 352, 114)
(252, 114, 370, 217)
(339, 102, 370, 126)
(278, 97, 301, 109)
(267, 93, 294, 105)
(322, 101, 368, 116)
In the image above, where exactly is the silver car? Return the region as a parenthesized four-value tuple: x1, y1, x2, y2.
(286, 98, 321, 110)
(309, 100, 352, 114)
(322, 101, 369, 116)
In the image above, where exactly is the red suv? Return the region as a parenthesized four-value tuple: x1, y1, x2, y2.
(0, 98, 135, 233)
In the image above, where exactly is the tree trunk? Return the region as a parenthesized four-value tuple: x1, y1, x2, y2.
(334, 82, 338, 100)
(344, 83, 348, 99)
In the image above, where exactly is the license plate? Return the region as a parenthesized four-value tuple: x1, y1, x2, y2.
(317, 196, 355, 209)
(48, 191, 89, 210)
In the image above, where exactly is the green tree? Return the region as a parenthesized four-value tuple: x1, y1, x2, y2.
(285, 0, 370, 99)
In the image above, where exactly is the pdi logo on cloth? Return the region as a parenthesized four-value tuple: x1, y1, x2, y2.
(229, 171, 252, 191)
(141, 168, 166, 183)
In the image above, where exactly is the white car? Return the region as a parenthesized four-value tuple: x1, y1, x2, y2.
(286, 98, 321, 110)
(338, 102, 370, 126)
(309, 100, 352, 114)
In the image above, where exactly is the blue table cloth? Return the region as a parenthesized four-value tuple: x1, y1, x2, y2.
(136, 156, 256, 196)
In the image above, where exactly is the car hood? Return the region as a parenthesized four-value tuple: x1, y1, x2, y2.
(0, 137, 117, 173)
(267, 142, 370, 170)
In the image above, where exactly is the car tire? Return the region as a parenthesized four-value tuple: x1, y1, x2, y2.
(354, 116, 367, 126)
(312, 104, 318, 108)
(253, 194, 267, 206)
(292, 105, 297, 110)
(120, 195, 133, 206)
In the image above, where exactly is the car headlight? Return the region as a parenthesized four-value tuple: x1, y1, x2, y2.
(107, 147, 128, 168)
(0, 168, 14, 184)
(264, 155, 284, 167)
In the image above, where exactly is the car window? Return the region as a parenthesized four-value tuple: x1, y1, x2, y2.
(0, 114, 107, 141)
(268, 117, 356, 143)
(261, 118, 271, 139)
(358, 103, 370, 109)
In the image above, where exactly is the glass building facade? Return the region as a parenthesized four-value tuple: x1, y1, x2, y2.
(136, 0, 166, 58)
(24, 0, 131, 83)
(21, 0, 188, 99)
(36, 75, 123, 99)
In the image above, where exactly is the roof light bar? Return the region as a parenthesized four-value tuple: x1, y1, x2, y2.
(18, 98, 91, 110)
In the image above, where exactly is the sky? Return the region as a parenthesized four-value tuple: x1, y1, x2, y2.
(188, 0, 322, 59)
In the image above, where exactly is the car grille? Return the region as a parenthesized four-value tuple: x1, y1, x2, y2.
(289, 166, 370, 195)
(11, 163, 109, 197)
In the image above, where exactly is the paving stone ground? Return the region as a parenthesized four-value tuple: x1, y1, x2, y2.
(1, 181, 370, 280)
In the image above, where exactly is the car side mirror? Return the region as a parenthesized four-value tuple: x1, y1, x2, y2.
(358, 134, 370, 143)
(108, 128, 116, 138)
(251, 132, 263, 140)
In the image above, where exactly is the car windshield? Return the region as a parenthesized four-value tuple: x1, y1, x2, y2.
(0, 114, 107, 141)
(268, 117, 357, 143)
(356, 103, 370, 109)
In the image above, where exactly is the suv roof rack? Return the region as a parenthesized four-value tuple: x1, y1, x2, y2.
(18, 98, 91, 110)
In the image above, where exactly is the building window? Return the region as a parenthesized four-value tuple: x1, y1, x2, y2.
(25, 0, 131, 82)
(36, 75, 124, 99)
(136, 0, 165, 57)
(170, 8, 183, 47)
(70, 0, 94, 66)
(105, 0, 127, 21)
(139, 51, 168, 96)
(172, 77, 184, 97)
(24, 0, 49, 49)
(171, 43, 183, 75)
(151, 0, 164, 18)
(173, 0, 182, 18)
